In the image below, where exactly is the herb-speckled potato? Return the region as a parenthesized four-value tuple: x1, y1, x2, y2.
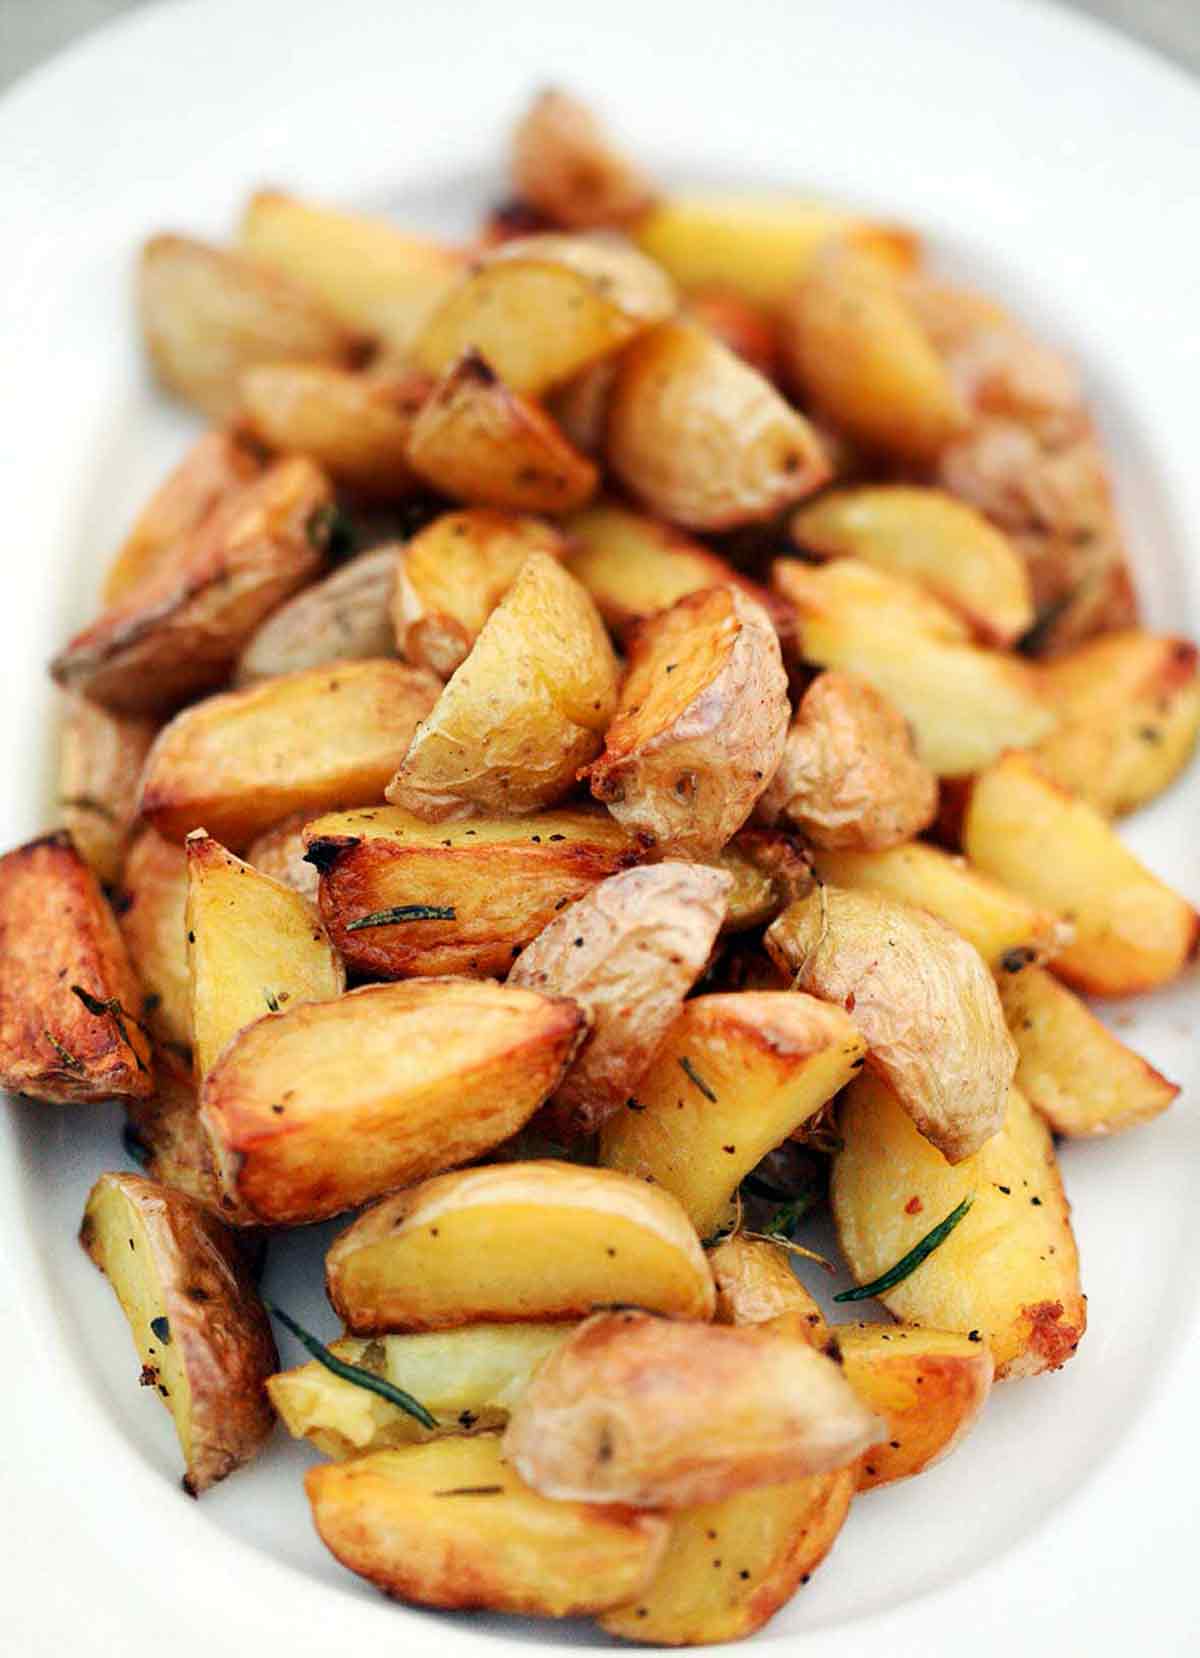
(199, 980, 584, 1226)
(80, 1171, 276, 1493)
(326, 1161, 716, 1333)
(117, 829, 191, 1048)
(234, 546, 399, 686)
(58, 695, 157, 886)
(238, 365, 424, 495)
(709, 1236, 828, 1340)
(510, 91, 656, 229)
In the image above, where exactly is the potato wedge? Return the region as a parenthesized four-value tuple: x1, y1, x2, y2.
(52, 457, 331, 715)
(709, 1236, 828, 1340)
(963, 752, 1199, 995)
(234, 546, 398, 686)
(80, 1172, 276, 1493)
(599, 991, 865, 1238)
(510, 863, 730, 1136)
(766, 887, 1015, 1163)
(116, 828, 191, 1048)
(244, 813, 319, 901)
(834, 1324, 993, 1490)
(138, 233, 355, 420)
(139, 657, 440, 848)
(325, 1160, 715, 1332)
(832, 1075, 1085, 1379)
(605, 319, 828, 529)
(998, 964, 1178, 1137)
(199, 979, 583, 1226)
(393, 509, 567, 679)
(510, 91, 656, 229)
(306, 1435, 668, 1618)
(773, 554, 970, 644)
(714, 829, 814, 932)
(589, 587, 789, 859)
(124, 1046, 221, 1209)
(0, 833, 152, 1103)
(686, 288, 780, 380)
(387, 549, 617, 819)
(238, 364, 425, 495)
(58, 695, 157, 886)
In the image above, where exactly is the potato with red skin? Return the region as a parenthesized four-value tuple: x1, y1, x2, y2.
(244, 813, 320, 901)
(234, 546, 399, 686)
(117, 829, 191, 1048)
(510, 90, 656, 230)
(124, 1046, 222, 1209)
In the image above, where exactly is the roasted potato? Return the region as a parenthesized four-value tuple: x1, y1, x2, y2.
(774, 553, 970, 643)
(963, 752, 1199, 996)
(139, 657, 440, 848)
(589, 587, 789, 859)
(244, 813, 320, 901)
(547, 357, 618, 454)
(832, 1074, 1086, 1379)
(238, 364, 426, 495)
(510, 90, 656, 229)
(0, 833, 153, 1103)
(234, 546, 399, 686)
(123, 1046, 221, 1209)
(686, 288, 780, 380)
(57, 695, 157, 886)
(80, 1172, 276, 1493)
(199, 979, 583, 1226)
(766, 887, 1015, 1163)
(387, 549, 618, 819)
(714, 829, 814, 932)
(708, 1236, 828, 1340)
(325, 1160, 716, 1333)
(117, 828, 191, 1048)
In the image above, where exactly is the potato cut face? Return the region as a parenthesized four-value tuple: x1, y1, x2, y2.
(600, 992, 865, 1238)
(200, 980, 582, 1226)
(58, 695, 157, 886)
(511, 92, 657, 229)
(184, 832, 344, 1078)
(235, 546, 399, 687)
(964, 752, 1199, 995)
(832, 1075, 1086, 1379)
(709, 1237, 828, 1339)
(0, 833, 153, 1103)
(325, 1160, 715, 1332)
(239, 364, 423, 495)
(773, 554, 970, 644)
(998, 964, 1178, 1137)
(139, 657, 441, 849)
(117, 829, 191, 1049)
(306, 1435, 668, 1618)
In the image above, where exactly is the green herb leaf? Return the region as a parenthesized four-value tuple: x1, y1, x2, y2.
(833, 1196, 973, 1303)
(345, 904, 456, 931)
(765, 1186, 821, 1239)
(263, 989, 281, 1012)
(678, 1056, 718, 1102)
(44, 1030, 84, 1072)
(70, 985, 149, 1072)
(433, 1485, 504, 1497)
(122, 1121, 151, 1167)
(305, 502, 358, 562)
(265, 1301, 437, 1430)
(150, 1316, 171, 1344)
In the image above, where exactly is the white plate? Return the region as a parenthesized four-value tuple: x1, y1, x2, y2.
(2, 0, 1198, 1652)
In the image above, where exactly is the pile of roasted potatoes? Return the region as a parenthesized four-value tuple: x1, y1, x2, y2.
(3, 88, 1197, 1644)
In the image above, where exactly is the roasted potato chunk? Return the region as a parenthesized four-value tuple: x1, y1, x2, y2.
(686, 288, 780, 380)
(238, 364, 425, 495)
(709, 1237, 828, 1339)
(123, 1046, 221, 1209)
(234, 546, 398, 686)
(139, 658, 440, 848)
(80, 1172, 276, 1493)
(833, 1075, 1086, 1379)
(199, 979, 583, 1226)
(775, 553, 970, 643)
(243, 814, 319, 900)
(590, 587, 789, 859)
(766, 887, 1015, 1163)
(57, 695, 157, 886)
(387, 549, 618, 819)
(714, 829, 814, 932)
(325, 1161, 716, 1332)
(117, 828, 191, 1048)
(0, 833, 152, 1103)
(510, 90, 656, 229)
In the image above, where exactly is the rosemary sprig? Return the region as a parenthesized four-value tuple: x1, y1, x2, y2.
(433, 1485, 504, 1497)
(265, 1302, 437, 1429)
(764, 1185, 822, 1239)
(44, 1030, 84, 1072)
(833, 1196, 974, 1303)
(346, 904, 456, 931)
(71, 985, 149, 1072)
(678, 1056, 718, 1102)
(742, 1230, 835, 1273)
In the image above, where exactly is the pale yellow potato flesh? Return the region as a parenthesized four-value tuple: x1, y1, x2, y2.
(773, 554, 970, 643)
(57, 695, 157, 886)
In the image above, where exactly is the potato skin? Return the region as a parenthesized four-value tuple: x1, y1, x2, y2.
(244, 812, 319, 901)
(58, 695, 157, 886)
(238, 364, 423, 496)
(714, 829, 814, 932)
(709, 1236, 828, 1340)
(510, 90, 656, 230)
(116, 828, 191, 1048)
(124, 1046, 222, 1209)
(234, 546, 399, 686)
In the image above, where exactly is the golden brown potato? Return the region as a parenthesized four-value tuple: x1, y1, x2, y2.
(52, 458, 331, 715)
(325, 1160, 716, 1333)
(503, 1310, 882, 1507)
(774, 553, 970, 643)
(686, 288, 781, 381)
(139, 658, 440, 849)
(963, 752, 1199, 996)
(756, 670, 937, 851)
(57, 695, 157, 886)
(709, 1236, 828, 1340)
(123, 1046, 221, 1209)
(80, 1172, 276, 1493)
(605, 319, 829, 529)
(599, 991, 865, 1238)
(393, 509, 567, 679)
(0, 833, 153, 1103)
(306, 1435, 668, 1618)
(589, 587, 789, 859)
(509, 863, 730, 1136)
(116, 829, 191, 1048)
(510, 90, 656, 229)
(833, 1074, 1086, 1379)
(244, 813, 319, 901)
(199, 979, 583, 1226)
(238, 364, 425, 495)
(138, 233, 355, 420)
(387, 550, 618, 819)
(546, 358, 618, 454)
(998, 964, 1178, 1137)
(304, 804, 640, 978)
(234, 546, 398, 686)
(714, 829, 814, 932)
(766, 887, 1014, 1163)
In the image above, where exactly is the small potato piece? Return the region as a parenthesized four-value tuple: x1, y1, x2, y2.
(510, 90, 656, 229)
(709, 1237, 828, 1340)
(58, 696, 157, 885)
(394, 510, 567, 679)
(599, 992, 865, 1238)
(184, 832, 344, 1078)
(80, 1172, 276, 1493)
(234, 546, 398, 686)
(714, 829, 814, 932)
(756, 670, 936, 851)
(307, 1435, 667, 1618)
(998, 964, 1178, 1137)
(686, 288, 780, 380)
(305, 804, 639, 978)
(589, 587, 789, 859)
(387, 550, 618, 819)
(140, 658, 440, 848)
(835, 1324, 993, 1490)
(124, 1047, 221, 1208)
(606, 319, 828, 530)
(117, 829, 191, 1047)
(832, 1075, 1085, 1378)
(0, 833, 152, 1103)
(244, 813, 319, 901)
(766, 888, 1015, 1163)
(791, 486, 1033, 647)
(510, 863, 730, 1136)
(200, 980, 583, 1226)
(964, 752, 1199, 996)
(52, 457, 331, 715)
(138, 234, 354, 420)
(326, 1161, 715, 1333)
(773, 554, 970, 644)
(238, 365, 423, 495)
